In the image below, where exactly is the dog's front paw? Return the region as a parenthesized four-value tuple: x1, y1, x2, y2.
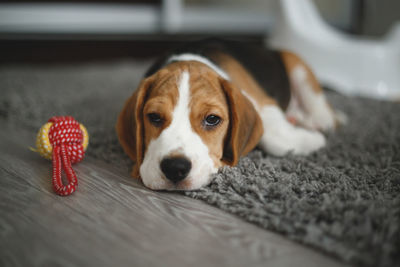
(293, 129, 326, 155)
(260, 127, 326, 157)
(310, 108, 348, 131)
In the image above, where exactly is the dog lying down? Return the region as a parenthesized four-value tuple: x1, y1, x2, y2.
(116, 39, 343, 190)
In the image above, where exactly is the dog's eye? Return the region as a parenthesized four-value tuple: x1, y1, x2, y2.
(203, 114, 221, 128)
(147, 113, 163, 126)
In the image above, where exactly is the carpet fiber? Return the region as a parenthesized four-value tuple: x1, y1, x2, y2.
(1, 61, 399, 267)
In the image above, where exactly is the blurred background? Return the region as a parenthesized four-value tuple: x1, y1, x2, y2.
(0, 0, 399, 63)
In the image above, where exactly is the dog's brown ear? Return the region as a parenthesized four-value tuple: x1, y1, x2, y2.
(220, 79, 263, 166)
(116, 76, 154, 178)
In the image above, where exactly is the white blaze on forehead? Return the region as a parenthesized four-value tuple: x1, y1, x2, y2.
(172, 71, 191, 131)
(140, 71, 217, 190)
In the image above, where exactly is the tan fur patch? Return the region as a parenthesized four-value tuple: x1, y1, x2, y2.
(209, 52, 278, 108)
(142, 80, 178, 152)
(188, 67, 230, 168)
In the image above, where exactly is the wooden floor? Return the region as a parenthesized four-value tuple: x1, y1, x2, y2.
(0, 123, 347, 267)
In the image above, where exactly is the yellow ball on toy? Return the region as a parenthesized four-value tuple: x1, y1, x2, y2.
(34, 116, 89, 196)
(35, 121, 89, 160)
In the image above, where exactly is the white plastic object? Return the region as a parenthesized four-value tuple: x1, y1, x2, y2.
(269, 0, 400, 100)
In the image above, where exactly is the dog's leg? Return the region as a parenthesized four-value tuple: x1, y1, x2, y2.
(286, 65, 337, 131)
(258, 104, 326, 156)
(281, 51, 340, 131)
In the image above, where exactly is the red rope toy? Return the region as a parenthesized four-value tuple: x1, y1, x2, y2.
(34, 116, 89, 196)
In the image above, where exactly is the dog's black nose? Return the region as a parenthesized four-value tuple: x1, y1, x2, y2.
(160, 157, 192, 183)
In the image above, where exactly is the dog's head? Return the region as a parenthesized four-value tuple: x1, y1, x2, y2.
(116, 61, 262, 190)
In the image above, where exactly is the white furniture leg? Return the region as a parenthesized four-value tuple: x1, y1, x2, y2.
(269, 0, 400, 100)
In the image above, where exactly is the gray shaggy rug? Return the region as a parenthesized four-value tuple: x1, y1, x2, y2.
(0, 61, 399, 267)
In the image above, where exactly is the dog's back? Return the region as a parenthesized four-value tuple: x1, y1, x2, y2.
(145, 39, 291, 109)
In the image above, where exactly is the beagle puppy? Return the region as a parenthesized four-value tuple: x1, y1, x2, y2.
(117, 39, 339, 190)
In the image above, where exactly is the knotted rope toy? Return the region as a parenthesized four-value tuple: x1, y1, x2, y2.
(34, 116, 89, 196)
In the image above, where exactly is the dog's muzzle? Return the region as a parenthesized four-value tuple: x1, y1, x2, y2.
(160, 156, 192, 183)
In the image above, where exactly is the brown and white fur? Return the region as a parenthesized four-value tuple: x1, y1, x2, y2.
(116, 40, 341, 190)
